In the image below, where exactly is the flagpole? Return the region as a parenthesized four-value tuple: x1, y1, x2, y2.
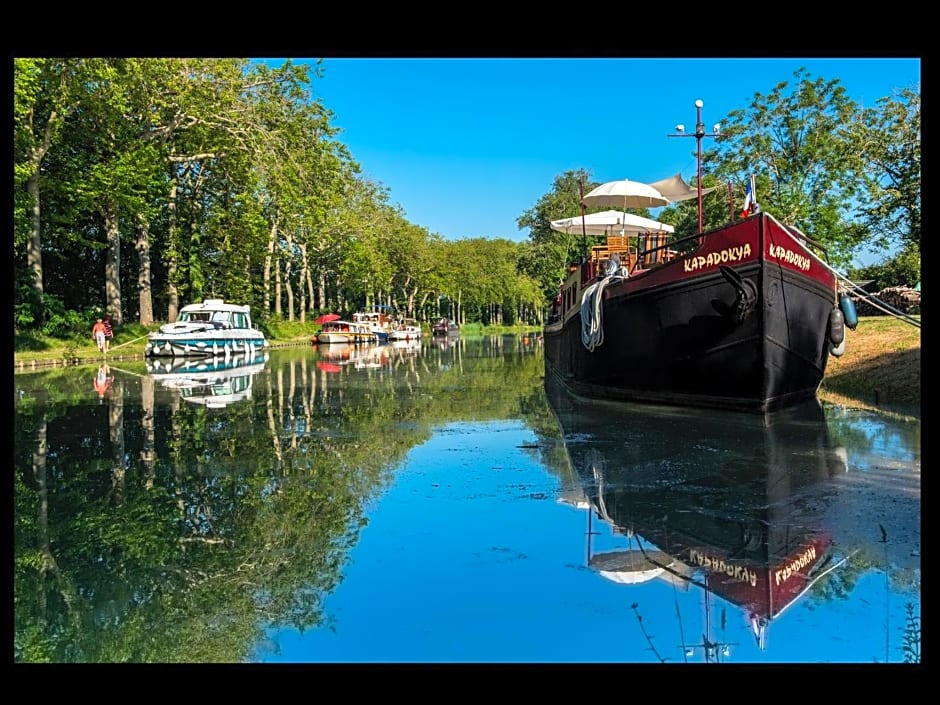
(741, 174, 756, 219)
(579, 177, 588, 261)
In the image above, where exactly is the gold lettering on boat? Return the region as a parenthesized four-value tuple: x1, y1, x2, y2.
(683, 244, 752, 273)
(690, 549, 757, 587)
(774, 545, 817, 586)
(768, 244, 811, 271)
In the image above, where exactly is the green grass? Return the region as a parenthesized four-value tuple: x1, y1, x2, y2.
(818, 316, 920, 418)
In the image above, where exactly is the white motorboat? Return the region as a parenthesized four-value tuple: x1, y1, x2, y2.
(144, 299, 268, 358)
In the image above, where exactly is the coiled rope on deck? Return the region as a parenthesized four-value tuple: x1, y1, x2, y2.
(580, 265, 627, 352)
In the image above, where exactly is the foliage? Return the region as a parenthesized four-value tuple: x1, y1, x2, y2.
(13, 291, 99, 340)
(701, 69, 919, 270)
(702, 68, 863, 267)
(849, 245, 921, 289)
(847, 87, 920, 255)
(901, 601, 920, 663)
(516, 168, 599, 300)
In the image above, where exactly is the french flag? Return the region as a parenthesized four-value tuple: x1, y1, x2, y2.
(741, 179, 753, 218)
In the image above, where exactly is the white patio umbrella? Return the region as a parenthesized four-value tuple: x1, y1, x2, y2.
(581, 178, 670, 209)
(550, 210, 675, 236)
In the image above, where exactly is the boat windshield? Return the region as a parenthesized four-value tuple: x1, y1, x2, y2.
(177, 309, 247, 328)
(180, 311, 212, 323)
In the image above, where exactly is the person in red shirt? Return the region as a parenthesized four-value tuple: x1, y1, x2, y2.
(103, 316, 114, 351)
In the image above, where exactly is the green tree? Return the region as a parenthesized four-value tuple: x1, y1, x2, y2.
(517, 168, 595, 301)
(704, 68, 865, 267)
(848, 85, 920, 257)
(14, 58, 87, 327)
(850, 246, 921, 290)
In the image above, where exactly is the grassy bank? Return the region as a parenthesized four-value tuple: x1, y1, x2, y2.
(14, 316, 920, 418)
(818, 315, 921, 418)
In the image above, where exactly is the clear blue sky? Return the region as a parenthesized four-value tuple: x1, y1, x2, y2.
(284, 58, 919, 262)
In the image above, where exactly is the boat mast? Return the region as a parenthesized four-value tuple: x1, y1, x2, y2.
(579, 176, 588, 261)
(669, 99, 720, 234)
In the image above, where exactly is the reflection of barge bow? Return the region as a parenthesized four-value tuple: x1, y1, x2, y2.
(547, 376, 848, 653)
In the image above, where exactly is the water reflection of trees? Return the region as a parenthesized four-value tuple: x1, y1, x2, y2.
(14, 338, 546, 662)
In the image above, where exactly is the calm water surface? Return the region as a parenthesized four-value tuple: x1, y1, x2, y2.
(13, 336, 921, 664)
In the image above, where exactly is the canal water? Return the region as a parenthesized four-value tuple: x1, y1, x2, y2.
(13, 336, 921, 664)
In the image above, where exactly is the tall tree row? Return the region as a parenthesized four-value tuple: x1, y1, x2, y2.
(14, 58, 547, 336)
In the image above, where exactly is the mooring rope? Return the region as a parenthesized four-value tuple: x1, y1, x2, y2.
(580, 264, 627, 352)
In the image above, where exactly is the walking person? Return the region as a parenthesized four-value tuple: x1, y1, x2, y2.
(92, 318, 107, 353)
(103, 316, 114, 352)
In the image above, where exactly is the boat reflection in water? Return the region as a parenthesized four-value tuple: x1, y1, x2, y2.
(547, 376, 850, 661)
(390, 338, 422, 355)
(146, 350, 269, 408)
(317, 342, 391, 371)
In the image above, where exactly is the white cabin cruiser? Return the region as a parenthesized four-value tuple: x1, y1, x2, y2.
(144, 299, 268, 358)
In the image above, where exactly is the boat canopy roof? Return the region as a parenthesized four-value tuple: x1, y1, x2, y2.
(179, 299, 251, 314)
(648, 173, 720, 202)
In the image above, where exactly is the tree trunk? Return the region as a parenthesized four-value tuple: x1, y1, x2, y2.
(186, 168, 206, 303)
(317, 268, 326, 313)
(135, 214, 154, 325)
(298, 242, 308, 323)
(284, 230, 294, 321)
(26, 170, 44, 304)
(103, 199, 122, 325)
(167, 177, 179, 323)
(263, 217, 277, 315)
(274, 255, 282, 318)
(407, 286, 417, 319)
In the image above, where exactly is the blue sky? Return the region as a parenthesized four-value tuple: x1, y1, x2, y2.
(288, 57, 919, 263)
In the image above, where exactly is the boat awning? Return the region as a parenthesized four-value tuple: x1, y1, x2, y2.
(648, 173, 720, 202)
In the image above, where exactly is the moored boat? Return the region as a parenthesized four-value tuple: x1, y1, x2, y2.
(543, 102, 846, 415)
(316, 320, 378, 345)
(352, 305, 396, 343)
(431, 317, 460, 337)
(144, 299, 268, 358)
(388, 317, 423, 342)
